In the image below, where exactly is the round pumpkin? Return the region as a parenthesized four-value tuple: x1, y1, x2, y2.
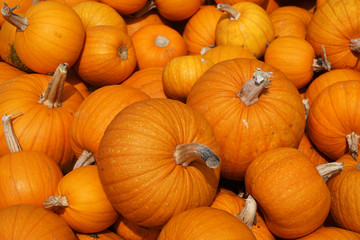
(97, 98, 221, 227)
(298, 133, 329, 166)
(187, 58, 305, 180)
(99, 0, 147, 15)
(155, 0, 202, 21)
(295, 226, 360, 239)
(201, 44, 256, 64)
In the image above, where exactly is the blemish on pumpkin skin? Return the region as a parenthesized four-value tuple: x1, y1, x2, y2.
(163, 48, 175, 59)
(54, 31, 62, 38)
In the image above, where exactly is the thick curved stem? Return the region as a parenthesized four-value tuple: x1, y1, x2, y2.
(73, 150, 96, 170)
(174, 142, 220, 168)
(350, 38, 360, 53)
(237, 68, 272, 107)
(302, 98, 310, 121)
(38, 63, 68, 108)
(132, 0, 157, 18)
(217, 3, 241, 21)
(234, 195, 257, 229)
(43, 195, 69, 209)
(312, 45, 331, 72)
(2, 113, 22, 153)
(316, 162, 344, 182)
(346, 132, 360, 160)
(200, 45, 216, 56)
(1, 3, 28, 31)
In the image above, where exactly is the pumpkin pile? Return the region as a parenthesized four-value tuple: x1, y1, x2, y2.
(1, 0, 360, 239)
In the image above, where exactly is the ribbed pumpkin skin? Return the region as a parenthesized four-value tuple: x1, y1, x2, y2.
(71, 85, 150, 159)
(295, 226, 360, 239)
(306, 0, 360, 70)
(304, 69, 360, 106)
(0, 61, 26, 84)
(77, 230, 125, 240)
(52, 165, 119, 233)
(157, 207, 256, 240)
(125, 11, 167, 37)
(99, 0, 147, 15)
(97, 98, 221, 228)
(182, 5, 223, 55)
(298, 134, 328, 166)
(0, 74, 84, 172)
(187, 58, 305, 180)
(0, 204, 77, 239)
(0, 151, 63, 209)
(13, 1, 85, 74)
(327, 154, 360, 234)
(155, 0, 202, 21)
(307, 81, 360, 160)
(72, 1, 127, 31)
(202, 45, 256, 64)
(215, 2, 275, 58)
(40, 0, 97, 7)
(245, 147, 331, 239)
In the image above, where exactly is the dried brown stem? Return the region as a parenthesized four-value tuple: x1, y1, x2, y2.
(312, 45, 331, 72)
(346, 132, 360, 160)
(73, 150, 96, 170)
(1, 3, 28, 31)
(217, 3, 241, 21)
(234, 195, 257, 229)
(1, 113, 23, 153)
(132, 0, 157, 18)
(350, 38, 360, 53)
(316, 162, 344, 182)
(43, 195, 69, 209)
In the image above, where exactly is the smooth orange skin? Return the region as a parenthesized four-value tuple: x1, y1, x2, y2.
(0, 74, 84, 172)
(0, 204, 77, 239)
(157, 207, 256, 240)
(0, 61, 26, 84)
(70, 85, 150, 159)
(182, 5, 223, 55)
(304, 69, 360, 106)
(0, 150, 63, 209)
(14, 1, 85, 74)
(187, 58, 305, 180)
(327, 154, 360, 234)
(202, 45, 256, 64)
(53, 165, 119, 233)
(295, 226, 360, 239)
(97, 99, 221, 228)
(77, 230, 125, 240)
(245, 147, 331, 239)
(307, 81, 360, 160)
(155, 0, 202, 21)
(298, 133, 328, 166)
(99, 0, 147, 15)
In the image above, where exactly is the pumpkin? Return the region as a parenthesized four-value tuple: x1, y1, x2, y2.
(44, 165, 119, 233)
(215, 0, 266, 6)
(131, 24, 187, 69)
(0, 61, 26, 84)
(245, 147, 342, 239)
(306, 0, 360, 70)
(201, 45, 256, 64)
(264, 36, 330, 89)
(0, 204, 77, 239)
(0, 114, 63, 209)
(1, 1, 85, 74)
(295, 226, 360, 239)
(74, 25, 137, 87)
(97, 98, 221, 227)
(0, 63, 84, 172)
(327, 154, 360, 234)
(162, 55, 213, 102)
(121, 67, 167, 99)
(182, 5, 223, 55)
(298, 133, 329, 166)
(210, 188, 275, 240)
(72, 1, 127, 32)
(304, 69, 360, 106)
(262, 0, 279, 13)
(112, 215, 161, 240)
(124, 10, 167, 37)
(155, 0, 202, 21)
(66, 68, 90, 99)
(99, 0, 147, 15)
(187, 58, 306, 180)
(40, 0, 98, 7)
(215, 2, 275, 58)
(269, 6, 312, 39)
(157, 207, 256, 240)
(70, 85, 150, 168)
(77, 230, 125, 240)
(0, 0, 32, 27)
(307, 80, 360, 160)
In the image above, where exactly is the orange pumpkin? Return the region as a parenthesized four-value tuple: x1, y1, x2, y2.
(99, 0, 147, 15)
(216, 2, 275, 58)
(298, 133, 329, 166)
(66, 68, 90, 99)
(327, 154, 360, 234)
(121, 67, 167, 98)
(245, 147, 335, 239)
(44, 165, 119, 233)
(182, 5, 223, 55)
(40, 0, 98, 7)
(2, 1, 85, 74)
(74, 25, 136, 87)
(77, 230, 125, 240)
(187, 58, 305, 180)
(124, 10, 167, 37)
(306, 0, 360, 70)
(112, 216, 161, 240)
(157, 207, 257, 240)
(0, 204, 77, 239)
(295, 226, 360, 239)
(0, 61, 26, 83)
(97, 98, 221, 227)
(307, 80, 360, 160)
(201, 45, 256, 64)
(155, 0, 202, 21)
(131, 24, 187, 69)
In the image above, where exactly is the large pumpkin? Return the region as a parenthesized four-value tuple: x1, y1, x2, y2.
(295, 226, 360, 239)
(97, 98, 221, 227)
(187, 58, 305, 180)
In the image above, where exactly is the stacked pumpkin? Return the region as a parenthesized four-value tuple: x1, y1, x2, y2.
(1, 0, 360, 239)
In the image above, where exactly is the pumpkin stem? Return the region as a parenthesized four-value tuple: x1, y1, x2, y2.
(155, 36, 169, 48)
(38, 63, 68, 108)
(217, 3, 241, 21)
(350, 38, 360, 53)
(1, 3, 28, 32)
(2, 113, 23, 153)
(312, 45, 331, 72)
(118, 45, 128, 61)
(174, 142, 220, 168)
(43, 195, 69, 209)
(316, 162, 344, 182)
(237, 68, 272, 107)
(131, 0, 157, 18)
(200, 45, 216, 56)
(234, 195, 257, 229)
(346, 132, 360, 160)
(73, 150, 96, 170)
(302, 98, 310, 121)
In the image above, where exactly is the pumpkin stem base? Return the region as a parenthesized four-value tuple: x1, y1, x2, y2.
(217, 3, 241, 21)
(350, 38, 360, 53)
(312, 45, 331, 72)
(234, 195, 257, 229)
(73, 150, 96, 170)
(346, 132, 360, 160)
(316, 162, 344, 182)
(1, 3, 28, 31)
(43, 195, 69, 209)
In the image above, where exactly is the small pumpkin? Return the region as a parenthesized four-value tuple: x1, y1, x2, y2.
(99, 0, 147, 15)
(155, 0, 202, 21)
(298, 133, 329, 166)
(201, 44, 256, 64)
(295, 226, 360, 239)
